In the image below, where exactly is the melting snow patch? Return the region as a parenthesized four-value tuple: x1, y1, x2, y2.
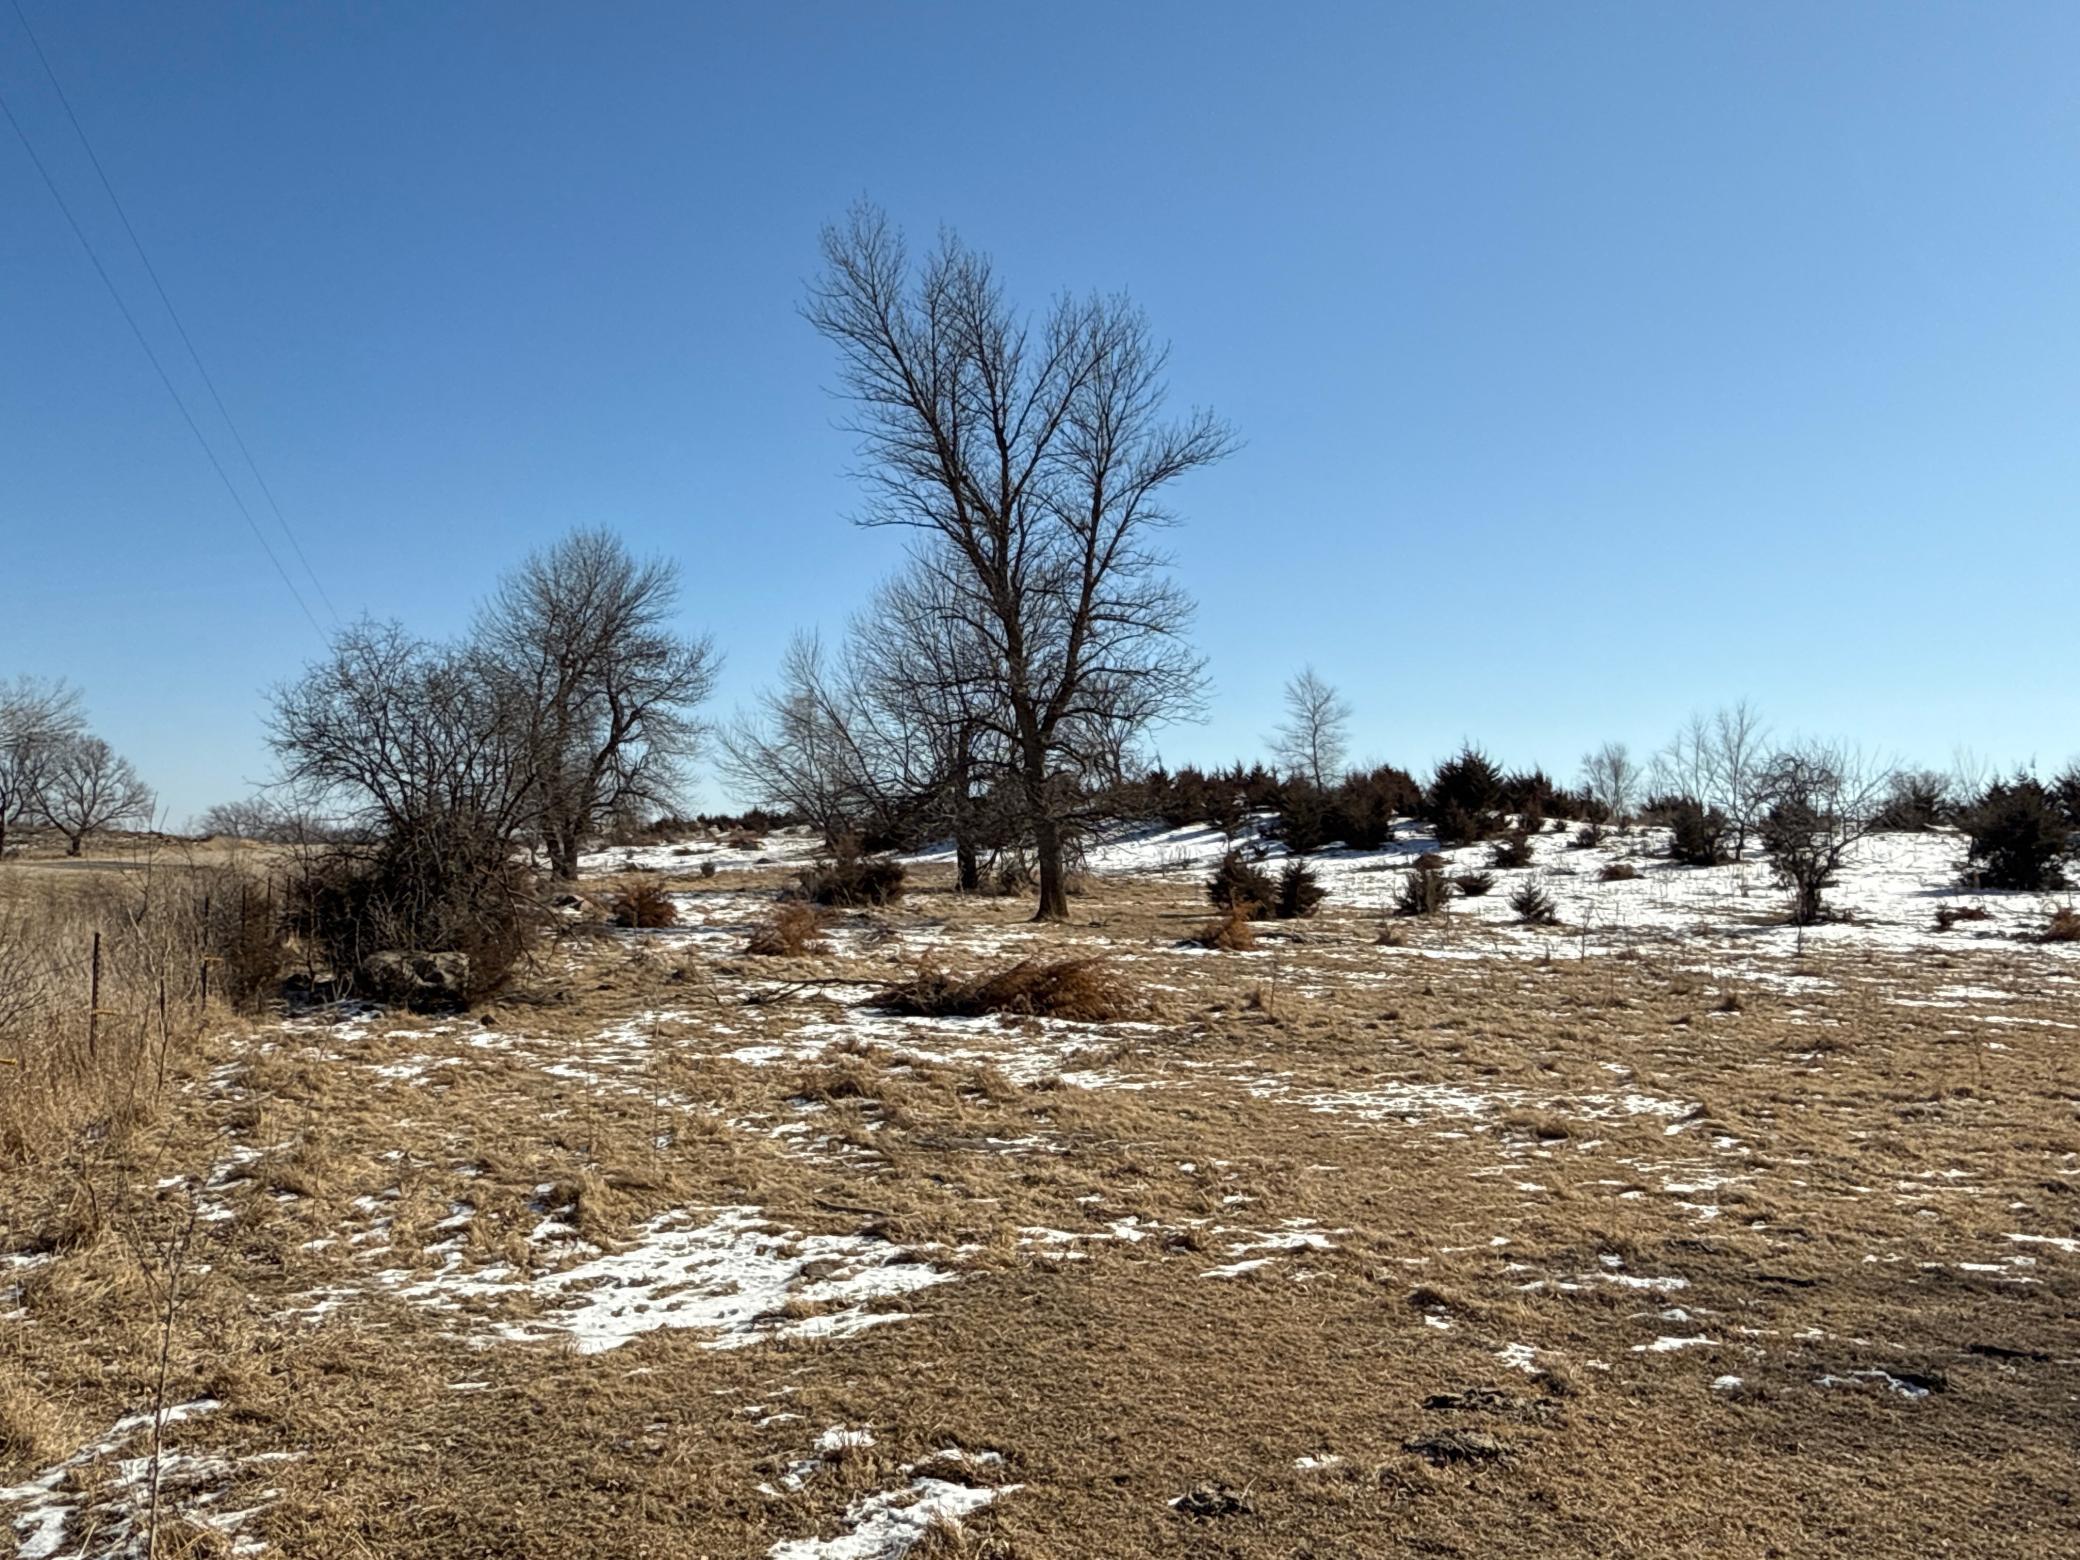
(768, 1473, 1017, 1560)
(379, 1206, 951, 1353)
(0, 1399, 291, 1559)
(1633, 1336, 1718, 1353)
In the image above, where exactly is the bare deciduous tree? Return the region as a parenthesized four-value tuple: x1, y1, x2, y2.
(718, 633, 877, 847)
(1756, 740, 1896, 925)
(479, 529, 719, 879)
(0, 676, 84, 856)
(1581, 741, 1640, 828)
(39, 734, 154, 856)
(1653, 699, 1770, 859)
(1269, 666, 1352, 789)
(806, 203, 1234, 920)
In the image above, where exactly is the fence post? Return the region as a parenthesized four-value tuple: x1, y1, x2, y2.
(87, 931, 101, 1060)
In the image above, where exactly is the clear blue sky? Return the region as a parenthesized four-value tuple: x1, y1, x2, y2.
(3, 1, 2075, 821)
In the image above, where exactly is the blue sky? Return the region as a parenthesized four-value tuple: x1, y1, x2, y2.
(3, 1, 2075, 821)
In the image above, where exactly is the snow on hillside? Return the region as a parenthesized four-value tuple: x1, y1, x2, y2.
(1067, 817, 2076, 962)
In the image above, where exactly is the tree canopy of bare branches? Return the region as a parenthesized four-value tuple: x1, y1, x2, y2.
(1269, 666, 1352, 789)
(1581, 741, 1641, 828)
(477, 529, 719, 878)
(805, 203, 1234, 919)
(40, 734, 154, 856)
(1653, 700, 1771, 859)
(0, 676, 85, 855)
(1756, 740, 1897, 925)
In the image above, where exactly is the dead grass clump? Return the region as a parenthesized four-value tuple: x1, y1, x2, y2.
(878, 958, 1133, 1023)
(2042, 905, 2080, 944)
(1453, 870, 1496, 898)
(1598, 861, 1640, 882)
(607, 880, 679, 929)
(746, 903, 830, 957)
(0, 1368, 74, 1473)
(1194, 906, 1256, 950)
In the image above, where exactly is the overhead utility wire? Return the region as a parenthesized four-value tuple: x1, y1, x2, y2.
(10, 0, 339, 622)
(0, 80, 325, 636)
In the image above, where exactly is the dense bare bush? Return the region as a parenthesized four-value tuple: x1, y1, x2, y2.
(1599, 861, 1640, 882)
(795, 844, 906, 907)
(1570, 823, 1606, 850)
(1933, 904, 1992, 932)
(1961, 777, 2072, 891)
(1757, 743, 1895, 925)
(878, 958, 1133, 1022)
(1453, 870, 1496, 898)
(1510, 880, 1559, 925)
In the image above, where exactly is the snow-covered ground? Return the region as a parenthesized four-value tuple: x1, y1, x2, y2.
(1056, 816, 2078, 961)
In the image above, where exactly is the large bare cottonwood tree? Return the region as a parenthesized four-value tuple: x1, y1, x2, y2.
(806, 204, 1234, 919)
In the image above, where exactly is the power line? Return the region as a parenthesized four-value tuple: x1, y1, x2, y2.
(0, 79, 325, 637)
(10, 0, 340, 623)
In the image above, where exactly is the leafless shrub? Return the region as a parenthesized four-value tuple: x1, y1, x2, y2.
(1757, 742, 1896, 925)
(1599, 861, 1640, 882)
(2043, 906, 2080, 944)
(1453, 870, 1496, 898)
(796, 844, 906, 907)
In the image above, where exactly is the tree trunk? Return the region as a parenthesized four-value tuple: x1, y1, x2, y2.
(1032, 813, 1069, 922)
(549, 824, 581, 882)
(955, 838, 979, 895)
(65, 832, 83, 858)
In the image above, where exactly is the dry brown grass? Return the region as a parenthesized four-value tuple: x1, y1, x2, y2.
(606, 879, 680, 929)
(745, 902, 830, 957)
(1193, 905, 1256, 950)
(2042, 905, 2080, 943)
(2, 852, 2077, 1557)
(878, 957, 1137, 1023)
